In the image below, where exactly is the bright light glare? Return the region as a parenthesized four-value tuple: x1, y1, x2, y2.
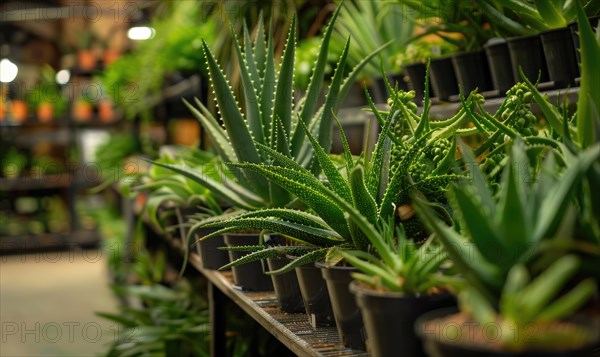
(56, 69, 70, 85)
(0, 59, 18, 83)
(127, 26, 155, 41)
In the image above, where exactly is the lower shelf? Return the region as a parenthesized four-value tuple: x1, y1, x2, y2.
(162, 234, 367, 357)
(0, 230, 100, 254)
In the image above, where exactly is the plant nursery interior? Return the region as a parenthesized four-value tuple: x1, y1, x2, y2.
(2, 1, 600, 356)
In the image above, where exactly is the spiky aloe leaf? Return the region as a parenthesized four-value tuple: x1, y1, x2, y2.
(225, 208, 330, 229)
(366, 111, 400, 199)
(219, 246, 318, 271)
(199, 217, 341, 247)
(314, 37, 350, 158)
(201, 40, 269, 197)
(254, 13, 266, 77)
(413, 197, 504, 300)
(261, 25, 276, 143)
(256, 143, 311, 174)
(273, 15, 296, 136)
(265, 248, 329, 275)
(380, 134, 431, 219)
(350, 167, 377, 223)
(298, 119, 352, 203)
(477, 0, 536, 36)
(496, 141, 531, 250)
(575, 2, 600, 148)
(232, 26, 263, 146)
(291, 3, 342, 156)
(184, 99, 236, 163)
(230, 163, 352, 239)
(534, 144, 600, 241)
(243, 23, 261, 95)
(269, 116, 293, 207)
(333, 113, 354, 177)
(449, 187, 507, 264)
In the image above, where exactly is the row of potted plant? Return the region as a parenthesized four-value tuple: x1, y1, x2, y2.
(398, 0, 599, 102)
(134, 3, 600, 356)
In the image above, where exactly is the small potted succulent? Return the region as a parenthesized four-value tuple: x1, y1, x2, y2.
(335, 219, 456, 357)
(414, 139, 600, 356)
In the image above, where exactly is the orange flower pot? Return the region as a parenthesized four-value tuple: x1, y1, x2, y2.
(37, 102, 54, 123)
(11, 100, 28, 123)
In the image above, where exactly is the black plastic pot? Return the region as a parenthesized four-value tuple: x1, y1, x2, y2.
(568, 16, 600, 74)
(317, 263, 365, 350)
(484, 38, 514, 94)
(451, 50, 493, 94)
(416, 308, 600, 357)
(404, 62, 433, 104)
(224, 233, 273, 291)
(429, 57, 458, 101)
(294, 262, 335, 327)
(540, 27, 579, 87)
(350, 281, 456, 357)
(266, 257, 305, 313)
(194, 227, 230, 270)
(507, 34, 549, 84)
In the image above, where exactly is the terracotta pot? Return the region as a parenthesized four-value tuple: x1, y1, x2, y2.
(73, 101, 93, 122)
(98, 99, 114, 122)
(103, 49, 120, 67)
(11, 100, 28, 123)
(77, 50, 96, 71)
(37, 102, 54, 123)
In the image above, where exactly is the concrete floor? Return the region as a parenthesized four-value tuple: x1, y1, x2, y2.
(0, 249, 119, 357)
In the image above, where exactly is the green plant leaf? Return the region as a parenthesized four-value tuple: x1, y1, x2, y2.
(201, 40, 269, 197)
(537, 278, 597, 322)
(273, 15, 296, 136)
(534, 0, 567, 28)
(298, 118, 352, 203)
(232, 26, 264, 146)
(291, 3, 342, 156)
(575, 1, 600, 148)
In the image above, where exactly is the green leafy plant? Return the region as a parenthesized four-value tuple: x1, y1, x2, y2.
(98, 281, 210, 357)
(191, 75, 485, 273)
(414, 139, 600, 305)
(100, 1, 216, 119)
(331, 0, 414, 76)
(455, 255, 597, 351)
(478, 0, 600, 36)
(150, 4, 386, 211)
(25, 65, 68, 115)
(336, 218, 450, 294)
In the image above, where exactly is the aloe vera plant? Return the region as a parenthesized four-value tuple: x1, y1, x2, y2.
(335, 219, 451, 294)
(193, 76, 490, 273)
(414, 139, 600, 304)
(454, 255, 598, 351)
(150, 4, 388, 212)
